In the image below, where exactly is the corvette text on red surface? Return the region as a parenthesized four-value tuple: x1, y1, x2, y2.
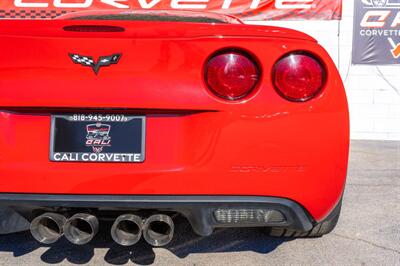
(0, 0, 342, 20)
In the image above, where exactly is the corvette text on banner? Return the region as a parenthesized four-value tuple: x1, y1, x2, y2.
(0, 0, 342, 21)
(353, 0, 400, 64)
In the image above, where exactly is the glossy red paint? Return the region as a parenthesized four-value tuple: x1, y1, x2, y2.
(0, 14, 348, 222)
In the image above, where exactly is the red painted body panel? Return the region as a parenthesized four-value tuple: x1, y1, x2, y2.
(0, 19, 348, 222)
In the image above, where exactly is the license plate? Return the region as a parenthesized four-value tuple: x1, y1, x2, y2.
(50, 114, 145, 163)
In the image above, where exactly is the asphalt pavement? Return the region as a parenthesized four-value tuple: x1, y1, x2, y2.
(0, 140, 399, 265)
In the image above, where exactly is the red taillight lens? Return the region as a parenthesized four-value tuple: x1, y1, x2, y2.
(273, 53, 326, 102)
(205, 51, 260, 101)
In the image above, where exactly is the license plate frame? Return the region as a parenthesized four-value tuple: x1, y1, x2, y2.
(50, 114, 145, 163)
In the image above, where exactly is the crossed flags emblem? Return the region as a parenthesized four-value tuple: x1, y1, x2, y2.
(69, 53, 122, 75)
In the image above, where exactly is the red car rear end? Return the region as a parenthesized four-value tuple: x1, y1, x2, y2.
(0, 11, 349, 246)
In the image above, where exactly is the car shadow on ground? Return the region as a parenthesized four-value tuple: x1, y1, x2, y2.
(0, 216, 291, 265)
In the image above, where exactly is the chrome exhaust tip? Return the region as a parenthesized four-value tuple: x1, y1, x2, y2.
(111, 214, 143, 246)
(30, 212, 67, 244)
(143, 214, 174, 247)
(63, 213, 99, 245)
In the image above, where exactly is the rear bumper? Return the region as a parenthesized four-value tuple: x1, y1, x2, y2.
(0, 194, 313, 236)
(0, 108, 349, 223)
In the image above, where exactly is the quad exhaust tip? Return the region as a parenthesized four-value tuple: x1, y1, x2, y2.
(31, 212, 174, 247)
(63, 213, 99, 245)
(30, 212, 67, 244)
(142, 214, 174, 247)
(111, 214, 143, 246)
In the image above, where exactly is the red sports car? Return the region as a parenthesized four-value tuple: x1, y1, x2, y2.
(0, 10, 349, 246)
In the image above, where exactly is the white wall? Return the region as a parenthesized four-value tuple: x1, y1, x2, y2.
(248, 1, 400, 141)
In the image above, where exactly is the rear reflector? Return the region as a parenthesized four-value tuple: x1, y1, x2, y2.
(214, 209, 285, 224)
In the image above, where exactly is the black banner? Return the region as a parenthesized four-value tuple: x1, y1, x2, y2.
(353, 0, 400, 64)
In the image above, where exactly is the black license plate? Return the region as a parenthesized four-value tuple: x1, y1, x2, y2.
(50, 114, 145, 163)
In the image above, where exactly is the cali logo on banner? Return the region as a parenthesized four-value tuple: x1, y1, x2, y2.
(353, 0, 400, 64)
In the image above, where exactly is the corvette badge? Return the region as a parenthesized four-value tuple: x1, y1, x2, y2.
(69, 53, 122, 75)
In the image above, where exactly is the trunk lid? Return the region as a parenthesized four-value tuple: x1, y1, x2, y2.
(0, 20, 315, 109)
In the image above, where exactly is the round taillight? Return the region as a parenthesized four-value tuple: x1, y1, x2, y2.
(273, 53, 326, 102)
(205, 51, 260, 101)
